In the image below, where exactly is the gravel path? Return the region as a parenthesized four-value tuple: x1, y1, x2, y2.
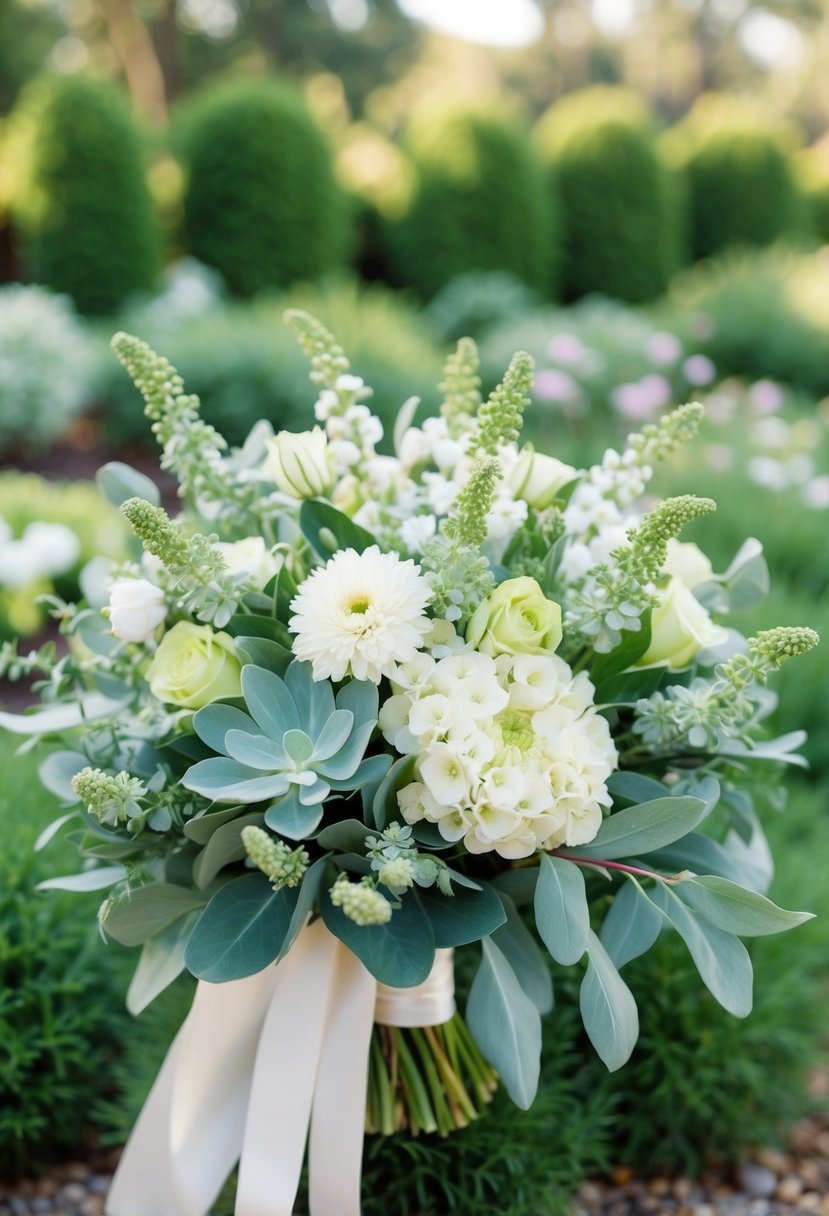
(2, 1101, 827, 1216)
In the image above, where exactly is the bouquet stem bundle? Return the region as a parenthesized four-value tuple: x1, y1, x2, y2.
(366, 1015, 498, 1136)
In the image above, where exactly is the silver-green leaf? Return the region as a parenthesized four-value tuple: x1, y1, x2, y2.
(534, 853, 589, 966)
(599, 879, 664, 969)
(467, 938, 541, 1110)
(579, 930, 639, 1072)
(679, 876, 813, 937)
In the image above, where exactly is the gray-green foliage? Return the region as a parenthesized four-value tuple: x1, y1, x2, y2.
(11, 74, 159, 314)
(535, 87, 678, 303)
(179, 79, 351, 297)
(664, 95, 804, 261)
(387, 106, 557, 299)
(0, 284, 95, 454)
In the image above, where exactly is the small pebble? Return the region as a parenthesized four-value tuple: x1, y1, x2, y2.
(777, 1175, 804, 1203)
(798, 1195, 822, 1213)
(738, 1162, 778, 1199)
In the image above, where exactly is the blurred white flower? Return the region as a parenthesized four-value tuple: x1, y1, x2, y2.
(105, 577, 167, 643)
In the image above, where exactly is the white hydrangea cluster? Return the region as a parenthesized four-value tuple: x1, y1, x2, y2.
(379, 649, 617, 860)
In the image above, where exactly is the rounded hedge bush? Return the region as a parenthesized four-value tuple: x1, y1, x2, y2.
(664, 95, 803, 261)
(11, 74, 159, 315)
(179, 79, 351, 297)
(535, 87, 678, 304)
(796, 146, 829, 245)
(386, 106, 557, 300)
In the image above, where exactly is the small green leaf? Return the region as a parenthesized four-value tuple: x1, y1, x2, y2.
(599, 879, 663, 969)
(299, 499, 375, 560)
(185, 873, 300, 982)
(492, 894, 554, 1015)
(235, 636, 292, 674)
(606, 771, 668, 808)
(316, 819, 370, 852)
(492, 867, 539, 907)
(679, 876, 813, 937)
(371, 754, 417, 830)
(560, 796, 706, 861)
(37, 865, 126, 893)
(264, 792, 325, 840)
(418, 881, 506, 948)
(321, 888, 435, 987)
(276, 859, 327, 964)
(467, 938, 541, 1110)
(652, 884, 753, 1018)
(579, 930, 640, 1072)
(103, 882, 208, 947)
(590, 610, 652, 684)
(184, 805, 248, 845)
(534, 854, 589, 966)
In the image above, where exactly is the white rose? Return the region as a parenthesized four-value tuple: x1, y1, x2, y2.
(214, 537, 282, 590)
(105, 578, 167, 643)
(507, 447, 578, 510)
(663, 539, 713, 590)
(264, 427, 332, 498)
(637, 577, 728, 669)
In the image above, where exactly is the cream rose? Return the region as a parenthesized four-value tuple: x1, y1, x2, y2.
(466, 577, 563, 657)
(507, 447, 578, 510)
(663, 539, 713, 590)
(637, 577, 728, 669)
(214, 537, 282, 590)
(105, 578, 167, 643)
(147, 622, 242, 709)
(264, 427, 332, 498)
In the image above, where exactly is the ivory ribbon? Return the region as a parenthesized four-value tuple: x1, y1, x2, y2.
(106, 923, 455, 1216)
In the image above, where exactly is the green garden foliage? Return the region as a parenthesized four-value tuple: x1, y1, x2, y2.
(796, 147, 829, 245)
(0, 739, 131, 1178)
(179, 79, 351, 297)
(535, 87, 678, 304)
(667, 247, 829, 398)
(11, 75, 159, 315)
(664, 95, 803, 262)
(99, 278, 445, 446)
(386, 106, 556, 300)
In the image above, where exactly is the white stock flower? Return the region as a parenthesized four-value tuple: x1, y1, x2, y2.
(400, 513, 437, 554)
(290, 545, 432, 683)
(214, 537, 282, 590)
(105, 577, 167, 643)
(0, 522, 81, 588)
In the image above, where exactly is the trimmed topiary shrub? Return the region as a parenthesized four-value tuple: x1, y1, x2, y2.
(11, 74, 159, 315)
(664, 95, 803, 262)
(385, 106, 557, 300)
(179, 79, 351, 297)
(796, 144, 829, 245)
(535, 87, 678, 304)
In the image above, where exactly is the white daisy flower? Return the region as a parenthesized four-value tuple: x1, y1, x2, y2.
(289, 545, 432, 684)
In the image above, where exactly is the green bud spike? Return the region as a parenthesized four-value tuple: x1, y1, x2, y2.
(627, 401, 705, 466)
(750, 626, 820, 670)
(476, 350, 534, 455)
(72, 766, 146, 827)
(284, 309, 351, 390)
(241, 825, 309, 890)
(444, 457, 501, 551)
(330, 874, 393, 926)
(440, 337, 482, 434)
(622, 494, 717, 584)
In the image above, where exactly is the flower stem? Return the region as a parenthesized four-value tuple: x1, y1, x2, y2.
(554, 852, 687, 884)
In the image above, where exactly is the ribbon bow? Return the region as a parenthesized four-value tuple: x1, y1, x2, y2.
(106, 920, 455, 1216)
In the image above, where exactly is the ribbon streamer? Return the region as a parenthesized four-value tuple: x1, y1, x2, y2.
(106, 922, 454, 1216)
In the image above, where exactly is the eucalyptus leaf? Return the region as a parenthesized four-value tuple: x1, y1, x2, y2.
(534, 853, 589, 966)
(579, 930, 640, 1071)
(371, 754, 417, 831)
(184, 805, 248, 845)
(235, 636, 292, 674)
(104, 883, 208, 947)
(651, 884, 753, 1017)
(679, 876, 813, 937)
(492, 867, 539, 907)
(647, 832, 756, 888)
(316, 819, 370, 852)
(185, 873, 300, 982)
(126, 910, 201, 1015)
(599, 879, 664, 969)
(193, 811, 265, 889)
(418, 882, 506, 948)
(34, 812, 79, 853)
(321, 889, 435, 987)
(560, 796, 706, 861)
(466, 938, 541, 1110)
(606, 771, 669, 808)
(276, 859, 327, 964)
(37, 865, 126, 893)
(96, 461, 160, 507)
(38, 751, 88, 802)
(493, 894, 554, 1014)
(0, 693, 127, 736)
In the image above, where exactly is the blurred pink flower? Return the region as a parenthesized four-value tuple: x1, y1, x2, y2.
(688, 311, 715, 340)
(646, 331, 682, 365)
(548, 334, 588, 366)
(534, 368, 578, 402)
(803, 475, 829, 509)
(682, 354, 716, 386)
(748, 379, 784, 415)
(705, 444, 734, 472)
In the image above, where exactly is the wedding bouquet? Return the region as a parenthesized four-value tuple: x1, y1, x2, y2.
(1, 312, 817, 1216)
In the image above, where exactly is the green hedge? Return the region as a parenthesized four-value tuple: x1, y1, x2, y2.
(535, 87, 678, 304)
(664, 95, 803, 261)
(386, 106, 557, 300)
(11, 74, 159, 315)
(179, 79, 351, 297)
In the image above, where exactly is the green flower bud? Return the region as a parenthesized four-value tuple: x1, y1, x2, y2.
(330, 875, 393, 926)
